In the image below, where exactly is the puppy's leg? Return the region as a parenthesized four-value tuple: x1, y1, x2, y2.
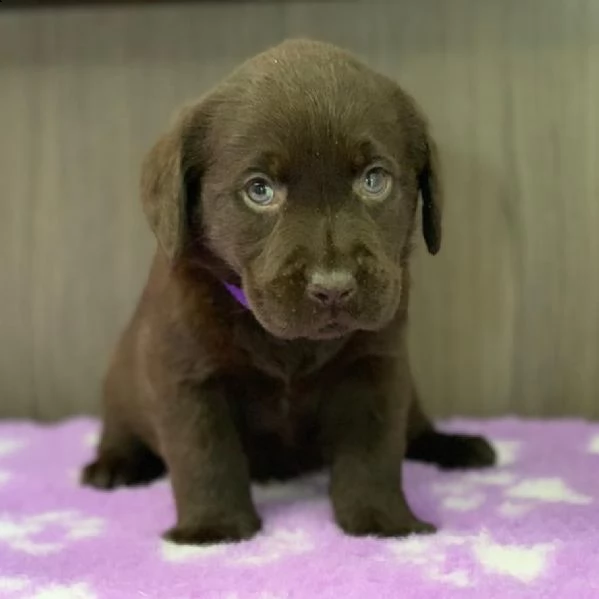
(82, 414, 165, 489)
(158, 377, 261, 545)
(405, 390, 496, 470)
(321, 357, 435, 538)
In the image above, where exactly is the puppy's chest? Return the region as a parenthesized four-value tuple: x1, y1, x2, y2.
(240, 346, 336, 444)
(231, 322, 349, 443)
(242, 378, 315, 444)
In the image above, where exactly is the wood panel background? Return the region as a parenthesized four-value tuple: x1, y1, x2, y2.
(1, 0, 598, 420)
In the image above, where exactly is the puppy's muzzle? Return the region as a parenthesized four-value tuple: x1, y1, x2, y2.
(305, 268, 357, 309)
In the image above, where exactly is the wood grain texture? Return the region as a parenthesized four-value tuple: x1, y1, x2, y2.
(1, 0, 598, 420)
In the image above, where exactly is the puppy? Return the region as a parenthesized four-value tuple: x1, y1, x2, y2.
(82, 39, 495, 544)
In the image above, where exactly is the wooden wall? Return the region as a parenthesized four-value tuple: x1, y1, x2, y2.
(1, 0, 598, 420)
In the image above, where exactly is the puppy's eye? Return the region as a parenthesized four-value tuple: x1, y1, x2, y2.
(356, 166, 392, 201)
(244, 177, 276, 206)
(365, 168, 387, 194)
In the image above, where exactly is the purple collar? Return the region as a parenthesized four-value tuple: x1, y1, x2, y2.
(223, 282, 249, 309)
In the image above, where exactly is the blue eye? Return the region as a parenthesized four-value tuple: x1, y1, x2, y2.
(359, 166, 392, 200)
(245, 178, 275, 206)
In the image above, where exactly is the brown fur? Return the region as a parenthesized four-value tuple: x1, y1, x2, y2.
(82, 39, 495, 544)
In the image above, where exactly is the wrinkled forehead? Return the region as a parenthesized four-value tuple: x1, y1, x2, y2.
(207, 89, 402, 182)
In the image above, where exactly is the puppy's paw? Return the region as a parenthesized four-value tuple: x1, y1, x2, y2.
(406, 431, 496, 470)
(81, 453, 165, 490)
(337, 508, 436, 538)
(164, 511, 262, 545)
(334, 494, 436, 538)
(440, 434, 496, 469)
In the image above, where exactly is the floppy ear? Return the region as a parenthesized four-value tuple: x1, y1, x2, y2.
(418, 134, 443, 255)
(397, 88, 444, 255)
(140, 106, 203, 261)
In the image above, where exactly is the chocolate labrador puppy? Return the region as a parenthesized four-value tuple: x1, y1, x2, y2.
(82, 39, 495, 544)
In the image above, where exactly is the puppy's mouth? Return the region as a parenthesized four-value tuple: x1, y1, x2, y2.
(289, 302, 374, 340)
(247, 292, 359, 340)
(314, 316, 354, 339)
(250, 300, 390, 341)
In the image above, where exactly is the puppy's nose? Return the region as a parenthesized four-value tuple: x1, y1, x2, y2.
(306, 269, 357, 307)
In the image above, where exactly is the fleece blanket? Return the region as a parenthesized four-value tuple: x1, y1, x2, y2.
(0, 419, 598, 599)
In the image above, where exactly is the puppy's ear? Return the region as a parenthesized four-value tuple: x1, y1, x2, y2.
(140, 106, 204, 261)
(418, 134, 443, 255)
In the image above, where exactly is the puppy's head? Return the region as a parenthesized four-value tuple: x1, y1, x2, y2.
(142, 40, 443, 340)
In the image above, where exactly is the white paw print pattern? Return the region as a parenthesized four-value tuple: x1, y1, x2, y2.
(0, 578, 96, 599)
(0, 437, 25, 490)
(0, 511, 104, 555)
(0, 439, 25, 459)
(233, 528, 313, 566)
(162, 527, 313, 566)
(432, 438, 592, 516)
(435, 473, 592, 516)
(387, 533, 472, 588)
(506, 478, 592, 505)
(387, 530, 555, 587)
(473, 532, 554, 583)
(587, 434, 599, 454)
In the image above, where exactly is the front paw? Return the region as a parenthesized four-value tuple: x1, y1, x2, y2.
(334, 495, 436, 538)
(164, 511, 262, 545)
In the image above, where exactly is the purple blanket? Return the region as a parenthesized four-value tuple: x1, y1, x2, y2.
(0, 418, 597, 598)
